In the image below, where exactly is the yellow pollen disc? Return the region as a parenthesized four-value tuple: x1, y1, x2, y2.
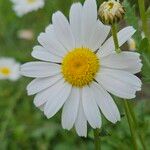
(62, 48, 100, 87)
(0, 67, 11, 76)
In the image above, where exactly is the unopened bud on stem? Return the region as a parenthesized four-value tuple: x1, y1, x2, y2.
(98, 0, 125, 25)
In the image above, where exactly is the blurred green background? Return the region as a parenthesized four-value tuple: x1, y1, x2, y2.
(0, 0, 150, 149)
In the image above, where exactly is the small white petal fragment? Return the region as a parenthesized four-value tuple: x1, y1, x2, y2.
(52, 11, 75, 50)
(37, 27, 67, 57)
(88, 20, 110, 50)
(69, 3, 82, 47)
(32, 45, 62, 63)
(62, 88, 80, 130)
(75, 93, 87, 137)
(82, 86, 101, 128)
(91, 82, 120, 123)
(101, 52, 142, 74)
(96, 68, 142, 99)
(33, 79, 65, 107)
(27, 74, 62, 95)
(21, 62, 60, 78)
(44, 83, 72, 119)
(81, 0, 97, 46)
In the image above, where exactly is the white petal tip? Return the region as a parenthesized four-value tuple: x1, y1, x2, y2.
(27, 90, 33, 96)
(77, 133, 87, 137)
(62, 126, 72, 131)
(111, 117, 121, 124)
(44, 113, 51, 119)
(33, 102, 38, 108)
(128, 26, 136, 33)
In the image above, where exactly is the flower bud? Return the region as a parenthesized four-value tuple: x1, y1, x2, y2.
(127, 38, 136, 51)
(98, 0, 125, 25)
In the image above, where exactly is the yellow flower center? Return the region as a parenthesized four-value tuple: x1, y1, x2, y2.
(62, 48, 100, 87)
(0, 67, 11, 76)
(27, 0, 36, 4)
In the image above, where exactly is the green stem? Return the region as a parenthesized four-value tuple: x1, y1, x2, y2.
(128, 102, 147, 150)
(111, 24, 121, 53)
(137, 0, 149, 40)
(111, 24, 138, 149)
(138, 134, 147, 150)
(123, 101, 138, 150)
(93, 129, 101, 150)
(128, 103, 137, 125)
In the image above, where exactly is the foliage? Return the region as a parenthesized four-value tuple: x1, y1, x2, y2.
(0, 0, 149, 150)
(123, 0, 142, 48)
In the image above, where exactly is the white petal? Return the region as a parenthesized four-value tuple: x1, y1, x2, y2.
(38, 25, 67, 57)
(38, 104, 45, 111)
(27, 74, 62, 95)
(96, 68, 142, 99)
(21, 62, 60, 78)
(98, 26, 136, 57)
(34, 79, 65, 107)
(82, 86, 101, 128)
(44, 82, 72, 119)
(91, 82, 120, 123)
(52, 11, 75, 50)
(9, 63, 21, 81)
(69, 3, 82, 47)
(75, 94, 87, 137)
(62, 87, 80, 130)
(88, 20, 110, 50)
(32, 45, 62, 63)
(81, 0, 97, 47)
(101, 52, 142, 74)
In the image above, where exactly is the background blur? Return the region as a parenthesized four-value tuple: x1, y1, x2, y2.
(0, 0, 150, 149)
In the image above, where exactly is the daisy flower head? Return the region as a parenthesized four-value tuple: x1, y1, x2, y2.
(11, 0, 45, 17)
(0, 57, 21, 81)
(21, 0, 142, 137)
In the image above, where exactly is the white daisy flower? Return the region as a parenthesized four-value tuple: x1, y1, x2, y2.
(21, 0, 142, 137)
(0, 57, 21, 81)
(11, 0, 45, 17)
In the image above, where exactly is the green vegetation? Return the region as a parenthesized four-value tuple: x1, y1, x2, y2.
(0, 0, 149, 149)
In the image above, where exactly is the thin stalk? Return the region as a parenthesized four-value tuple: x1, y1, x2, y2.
(123, 101, 138, 150)
(128, 103, 137, 125)
(128, 102, 147, 150)
(111, 24, 121, 53)
(111, 24, 138, 149)
(137, 0, 149, 40)
(138, 134, 147, 150)
(93, 129, 101, 150)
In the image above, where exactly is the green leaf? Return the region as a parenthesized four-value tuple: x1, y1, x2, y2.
(123, 0, 142, 48)
(146, 7, 150, 18)
(139, 38, 150, 82)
